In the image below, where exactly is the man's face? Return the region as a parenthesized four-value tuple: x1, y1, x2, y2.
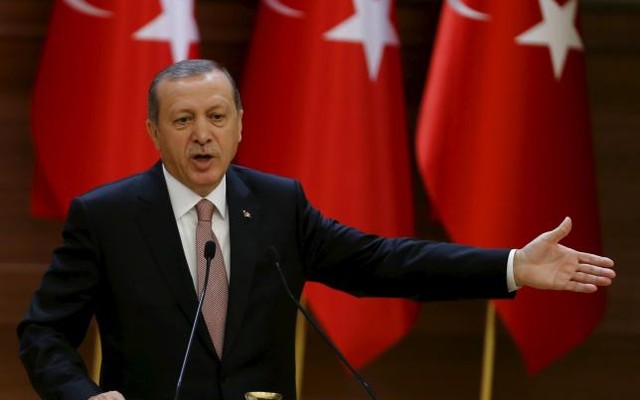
(147, 71, 243, 196)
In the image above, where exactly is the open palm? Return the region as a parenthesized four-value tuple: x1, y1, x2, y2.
(514, 217, 615, 293)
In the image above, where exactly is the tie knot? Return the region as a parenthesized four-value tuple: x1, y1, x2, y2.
(196, 199, 215, 222)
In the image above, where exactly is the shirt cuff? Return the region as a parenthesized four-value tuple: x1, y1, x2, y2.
(507, 249, 520, 292)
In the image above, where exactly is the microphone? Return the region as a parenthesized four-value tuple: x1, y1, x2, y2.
(174, 241, 216, 400)
(266, 247, 378, 400)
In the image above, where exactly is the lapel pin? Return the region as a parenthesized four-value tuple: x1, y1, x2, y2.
(242, 209, 252, 219)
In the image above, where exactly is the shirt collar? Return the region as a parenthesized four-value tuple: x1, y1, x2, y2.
(162, 164, 228, 220)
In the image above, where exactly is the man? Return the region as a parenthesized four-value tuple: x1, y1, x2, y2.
(18, 60, 615, 400)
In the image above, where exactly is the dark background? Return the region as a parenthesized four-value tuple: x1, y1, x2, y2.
(1, 0, 638, 399)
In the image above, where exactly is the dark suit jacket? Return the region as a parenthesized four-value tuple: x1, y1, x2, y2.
(18, 162, 512, 400)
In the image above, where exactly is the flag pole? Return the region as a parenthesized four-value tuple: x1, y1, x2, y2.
(480, 302, 496, 400)
(295, 299, 307, 396)
(91, 325, 102, 384)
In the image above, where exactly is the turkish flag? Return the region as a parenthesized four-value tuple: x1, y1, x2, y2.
(238, 0, 419, 368)
(416, 0, 604, 373)
(31, 0, 199, 218)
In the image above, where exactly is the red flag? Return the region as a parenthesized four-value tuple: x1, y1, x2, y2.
(416, 0, 604, 373)
(31, 0, 200, 218)
(238, 0, 419, 368)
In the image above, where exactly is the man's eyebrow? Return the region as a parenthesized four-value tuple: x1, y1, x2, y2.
(208, 103, 230, 111)
(170, 108, 194, 115)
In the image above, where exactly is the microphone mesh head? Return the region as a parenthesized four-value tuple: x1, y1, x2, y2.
(204, 241, 216, 259)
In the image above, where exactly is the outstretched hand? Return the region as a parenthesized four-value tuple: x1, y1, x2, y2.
(514, 217, 615, 293)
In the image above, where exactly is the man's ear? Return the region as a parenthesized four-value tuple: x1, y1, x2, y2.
(146, 119, 161, 150)
(238, 109, 243, 142)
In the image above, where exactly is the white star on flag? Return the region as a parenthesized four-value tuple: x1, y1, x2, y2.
(133, 0, 200, 62)
(324, 0, 399, 81)
(515, 0, 583, 80)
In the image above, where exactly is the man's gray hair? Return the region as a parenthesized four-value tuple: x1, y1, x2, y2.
(147, 59, 243, 124)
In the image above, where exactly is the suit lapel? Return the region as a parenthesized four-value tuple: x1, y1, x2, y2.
(134, 162, 217, 358)
(222, 166, 262, 359)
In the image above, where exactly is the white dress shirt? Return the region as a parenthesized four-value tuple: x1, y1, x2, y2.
(507, 249, 518, 292)
(163, 165, 231, 290)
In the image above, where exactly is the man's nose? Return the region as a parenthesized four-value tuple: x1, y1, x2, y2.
(192, 118, 212, 144)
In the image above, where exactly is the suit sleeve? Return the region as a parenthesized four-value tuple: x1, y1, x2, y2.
(294, 181, 513, 301)
(17, 198, 102, 400)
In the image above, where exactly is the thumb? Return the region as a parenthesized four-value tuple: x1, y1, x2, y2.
(544, 216, 572, 243)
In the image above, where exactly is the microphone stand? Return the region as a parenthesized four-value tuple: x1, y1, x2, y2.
(174, 241, 216, 400)
(267, 247, 378, 400)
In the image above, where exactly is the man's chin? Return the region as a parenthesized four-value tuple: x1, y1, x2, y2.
(187, 176, 223, 196)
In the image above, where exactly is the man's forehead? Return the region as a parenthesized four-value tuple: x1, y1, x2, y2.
(157, 72, 233, 100)
(159, 70, 230, 88)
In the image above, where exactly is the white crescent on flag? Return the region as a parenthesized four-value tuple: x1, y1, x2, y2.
(447, 0, 489, 21)
(63, 0, 113, 18)
(263, 0, 304, 18)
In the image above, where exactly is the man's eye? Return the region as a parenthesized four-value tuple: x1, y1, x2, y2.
(175, 117, 190, 125)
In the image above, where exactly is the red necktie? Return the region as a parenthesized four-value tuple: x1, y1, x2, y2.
(195, 199, 228, 358)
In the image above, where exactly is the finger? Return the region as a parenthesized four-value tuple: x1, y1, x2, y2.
(564, 281, 598, 294)
(577, 263, 616, 279)
(544, 216, 572, 243)
(572, 271, 613, 287)
(578, 252, 615, 269)
(576, 263, 616, 279)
